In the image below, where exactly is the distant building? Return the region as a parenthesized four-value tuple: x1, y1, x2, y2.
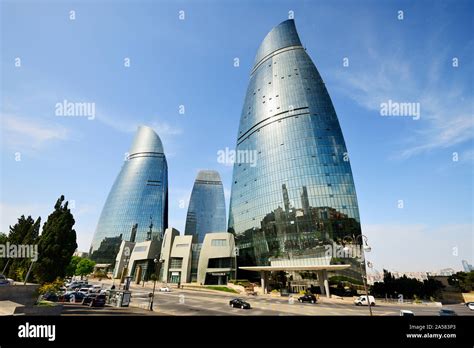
(73, 250, 89, 258)
(462, 260, 473, 272)
(184, 170, 226, 243)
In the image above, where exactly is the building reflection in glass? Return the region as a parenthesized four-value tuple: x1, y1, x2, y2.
(228, 19, 364, 283)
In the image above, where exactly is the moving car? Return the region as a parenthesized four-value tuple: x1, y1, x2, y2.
(298, 294, 317, 304)
(354, 295, 376, 306)
(0, 274, 11, 286)
(159, 286, 171, 292)
(400, 310, 415, 316)
(82, 294, 106, 307)
(229, 298, 251, 309)
(465, 302, 474, 311)
(439, 309, 457, 316)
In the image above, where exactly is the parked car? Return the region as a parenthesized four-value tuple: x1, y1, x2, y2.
(61, 291, 86, 303)
(78, 287, 95, 294)
(354, 295, 376, 306)
(229, 298, 251, 309)
(89, 285, 102, 293)
(465, 302, 474, 311)
(0, 274, 10, 286)
(68, 283, 85, 291)
(439, 309, 457, 316)
(298, 294, 317, 304)
(400, 310, 415, 316)
(82, 294, 106, 307)
(159, 286, 171, 292)
(41, 292, 59, 302)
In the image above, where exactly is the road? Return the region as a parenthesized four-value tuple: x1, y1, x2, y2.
(126, 286, 473, 316)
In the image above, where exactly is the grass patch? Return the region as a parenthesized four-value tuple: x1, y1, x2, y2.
(36, 300, 57, 307)
(205, 286, 238, 293)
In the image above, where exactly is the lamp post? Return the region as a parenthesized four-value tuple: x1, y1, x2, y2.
(344, 234, 372, 316)
(149, 257, 160, 311)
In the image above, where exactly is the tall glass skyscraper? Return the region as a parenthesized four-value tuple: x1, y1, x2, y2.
(228, 19, 364, 282)
(185, 170, 226, 243)
(90, 126, 168, 263)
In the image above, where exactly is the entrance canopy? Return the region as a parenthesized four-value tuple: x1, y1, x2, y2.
(238, 264, 352, 298)
(239, 264, 351, 272)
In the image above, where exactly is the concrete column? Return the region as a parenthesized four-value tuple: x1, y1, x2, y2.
(317, 271, 325, 296)
(260, 271, 268, 294)
(322, 270, 330, 298)
(317, 270, 330, 298)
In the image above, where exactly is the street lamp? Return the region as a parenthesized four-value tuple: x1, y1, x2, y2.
(343, 234, 373, 316)
(149, 257, 162, 311)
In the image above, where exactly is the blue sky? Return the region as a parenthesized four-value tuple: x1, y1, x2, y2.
(1, 0, 472, 272)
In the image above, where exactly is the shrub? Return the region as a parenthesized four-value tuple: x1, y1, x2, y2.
(38, 278, 64, 294)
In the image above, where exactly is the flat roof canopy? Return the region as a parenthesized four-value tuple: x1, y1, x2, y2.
(239, 265, 351, 272)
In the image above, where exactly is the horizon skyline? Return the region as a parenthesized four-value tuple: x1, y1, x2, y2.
(1, 0, 472, 273)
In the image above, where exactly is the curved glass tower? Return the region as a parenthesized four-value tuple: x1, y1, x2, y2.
(228, 20, 363, 282)
(185, 170, 226, 243)
(90, 126, 168, 263)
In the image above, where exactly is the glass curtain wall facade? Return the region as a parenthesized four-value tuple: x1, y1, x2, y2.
(228, 19, 364, 282)
(185, 170, 226, 243)
(90, 126, 168, 263)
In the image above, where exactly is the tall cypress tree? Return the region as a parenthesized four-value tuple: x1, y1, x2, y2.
(34, 195, 77, 283)
(4, 215, 40, 279)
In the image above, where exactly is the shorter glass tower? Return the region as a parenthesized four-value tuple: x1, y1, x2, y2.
(185, 170, 226, 243)
(90, 126, 168, 263)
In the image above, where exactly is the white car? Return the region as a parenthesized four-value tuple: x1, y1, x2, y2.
(400, 310, 415, 316)
(466, 302, 474, 311)
(90, 285, 102, 293)
(354, 295, 376, 306)
(159, 286, 171, 292)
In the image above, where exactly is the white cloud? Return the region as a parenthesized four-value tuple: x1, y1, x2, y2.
(1, 113, 70, 151)
(333, 43, 473, 159)
(95, 109, 182, 137)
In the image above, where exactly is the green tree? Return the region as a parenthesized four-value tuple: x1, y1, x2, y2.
(0, 232, 8, 273)
(75, 258, 95, 278)
(448, 271, 474, 292)
(65, 256, 82, 277)
(3, 215, 41, 280)
(371, 269, 444, 300)
(34, 195, 77, 283)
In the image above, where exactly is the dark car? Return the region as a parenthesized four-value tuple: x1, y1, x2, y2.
(0, 274, 10, 286)
(82, 294, 106, 307)
(298, 294, 317, 304)
(439, 309, 457, 316)
(41, 292, 59, 302)
(61, 291, 86, 303)
(229, 298, 251, 309)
